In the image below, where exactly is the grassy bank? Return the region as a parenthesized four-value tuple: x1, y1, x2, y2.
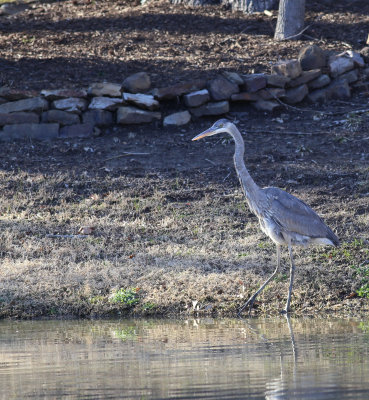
(0, 139, 368, 318)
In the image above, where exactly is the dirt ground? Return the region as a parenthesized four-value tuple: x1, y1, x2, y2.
(0, 0, 368, 318)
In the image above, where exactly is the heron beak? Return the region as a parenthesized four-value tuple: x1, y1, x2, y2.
(192, 128, 216, 141)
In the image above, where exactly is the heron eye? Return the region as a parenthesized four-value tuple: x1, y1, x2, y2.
(219, 124, 223, 128)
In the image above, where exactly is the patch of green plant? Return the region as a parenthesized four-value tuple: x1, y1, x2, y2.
(318, 239, 367, 262)
(89, 295, 105, 304)
(356, 283, 369, 299)
(257, 241, 272, 249)
(142, 302, 156, 311)
(358, 321, 369, 334)
(237, 252, 250, 258)
(133, 198, 141, 212)
(275, 273, 288, 282)
(351, 261, 369, 299)
(109, 288, 140, 306)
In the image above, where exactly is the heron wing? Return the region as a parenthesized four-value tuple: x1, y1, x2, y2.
(262, 187, 338, 243)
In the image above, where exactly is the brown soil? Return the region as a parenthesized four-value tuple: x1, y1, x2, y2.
(0, 0, 368, 318)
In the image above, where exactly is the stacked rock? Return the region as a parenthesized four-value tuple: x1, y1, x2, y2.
(0, 45, 367, 141)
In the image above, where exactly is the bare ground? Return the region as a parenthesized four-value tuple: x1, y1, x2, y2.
(0, 0, 368, 318)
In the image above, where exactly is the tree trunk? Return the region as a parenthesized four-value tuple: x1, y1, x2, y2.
(170, 0, 278, 14)
(274, 0, 306, 41)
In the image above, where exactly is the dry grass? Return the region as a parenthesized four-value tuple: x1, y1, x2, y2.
(0, 165, 367, 318)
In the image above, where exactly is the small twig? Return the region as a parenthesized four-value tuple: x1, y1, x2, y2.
(103, 152, 150, 162)
(205, 158, 217, 166)
(277, 24, 312, 41)
(247, 129, 317, 136)
(322, 108, 369, 116)
(301, 33, 318, 41)
(223, 171, 231, 182)
(46, 234, 88, 239)
(266, 87, 369, 117)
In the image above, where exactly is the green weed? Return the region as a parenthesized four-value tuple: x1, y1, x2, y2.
(109, 288, 140, 306)
(237, 252, 250, 258)
(358, 321, 369, 333)
(275, 273, 288, 282)
(142, 302, 156, 311)
(351, 262, 369, 299)
(89, 295, 105, 304)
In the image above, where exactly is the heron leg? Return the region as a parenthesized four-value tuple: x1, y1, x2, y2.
(239, 245, 281, 316)
(283, 243, 295, 314)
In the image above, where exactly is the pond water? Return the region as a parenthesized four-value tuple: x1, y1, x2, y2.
(0, 317, 369, 399)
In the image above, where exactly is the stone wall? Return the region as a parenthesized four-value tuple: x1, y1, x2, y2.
(0, 45, 368, 141)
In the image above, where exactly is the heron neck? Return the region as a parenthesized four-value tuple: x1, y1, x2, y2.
(229, 125, 262, 214)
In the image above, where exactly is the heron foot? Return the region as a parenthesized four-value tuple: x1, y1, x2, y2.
(238, 295, 257, 317)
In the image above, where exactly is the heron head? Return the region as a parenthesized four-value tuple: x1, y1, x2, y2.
(192, 119, 233, 141)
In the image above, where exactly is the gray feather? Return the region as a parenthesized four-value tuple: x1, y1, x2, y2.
(263, 187, 339, 245)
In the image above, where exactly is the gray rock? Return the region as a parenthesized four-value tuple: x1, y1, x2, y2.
(0, 112, 39, 126)
(52, 98, 87, 113)
(0, 2, 27, 15)
(183, 89, 210, 107)
(363, 68, 369, 78)
(258, 88, 286, 100)
(153, 79, 207, 100)
(208, 76, 239, 100)
(298, 45, 326, 71)
(0, 97, 48, 114)
(308, 74, 331, 90)
(241, 74, 267, 92)
(88, 97, 123, 111)
(265, 74, 290, 88)
(231, 92, 260, 101)
(1, 123, 59, 141)
(82, 110, 113, 126)
(123, 72, 151, 93)
(345, 50, 365, 68)
(116, 106, 161, 124)
(42, 110, 80, 126)
(41, 89, 88, 100)
(287, 69, 321, 88)
(59, 123, 95, 138)
(329, 79, 351, 99)
(282, 84, 308, 104)
(88, 82, 122, 97)
(329, 53, 355, 77)
(339, 69, 359, 84)
(0, 87, 38, 101)
(307, 88, 328, 103)
(271, 60, 302, 79)
(222, 71, 244, 85)
(163, 111, 191, 126)
(359, 47, 369, 63)
(122, 92, 159, 110)
(190, 101, 229, 117)
(252, 100, 280, 112)
(308, 79, 351, 103)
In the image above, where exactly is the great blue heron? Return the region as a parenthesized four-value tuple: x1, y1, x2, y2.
(192, 119, 339, 315)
